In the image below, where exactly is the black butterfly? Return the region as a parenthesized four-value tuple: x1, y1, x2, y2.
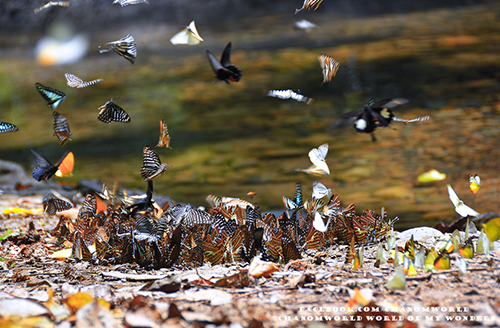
(0, 122, 18, 133)
(97, 99, 131, 123)
(329, 98, 409, 141)
(36, 83, 66, 110)
(52, 111, 72, 146)
(206, 42, 242, 83)
(43, 192, 73, 215)
(141, 145, 167, 181)
(31, 149, 71, 181)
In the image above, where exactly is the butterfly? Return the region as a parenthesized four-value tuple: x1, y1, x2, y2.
(0, 122, 18, 133)
(43, 191, 73, 215)
(98, 34, 137, 64)
(31, 149, 71, 181)
(156, 120, 172, 148)
(36, 83, 66, 110)
(97, 99, 131, 123)
(295, 164, 329, 176)
(295, 0, 323, 14)
(318, 54, 340, 84)
(446, 184, 479, 217)
(112, 0, 148, 6)
(282, 183, 303, 211)
(312, 181, 332, 200)
(52, 111, 72, 146)
(308, 143, 330, 174)
(170, 21, 204, 45)
(267, 89, 313, 105)
(141, 145, 168, 181)
(469, 174, 481, 194)
(206, 42, 242, 83)
(33, 1, 70, 14)
(65, 73, 102, 88)
(55, 151, 74, 177)
(329, 98, 410, 141)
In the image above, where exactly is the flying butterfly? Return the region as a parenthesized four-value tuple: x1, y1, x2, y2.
(170, 21, 204, 45)
(469, 174, 481, 194)
(156, 120, 172, 148)
(318, 54, 340, 84)
(33, 1, 70, 14)
(295, 0, 323, 14)
(55, 151, 74, 177)
(97, 99, 131, 123)
(206, 42, 242, 83)
(36, 83, 66, 110)
(312, 181, 332, 200)
(31, 149, 72, 181)
(112, 0, 148, 6)
(43, 191, 73, 215)
(295, 164, 329, 176)
(52, 111, 72, 146)
(0, 122, 19, 133)
(65, 73, 103, 88)
(329, 98, 411, 141)
(446, 184, 480, 218)
(293, 19, 320, 33)
(141, 145, 168, 181)
(99, 34, 137, 64)
(267, 89, 313, 105)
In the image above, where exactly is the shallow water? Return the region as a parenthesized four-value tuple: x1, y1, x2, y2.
(1, 3, 500, 229)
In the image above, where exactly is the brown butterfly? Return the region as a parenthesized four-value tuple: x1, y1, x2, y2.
(156, 120, 172, 148)
(318, 54, 340, 84)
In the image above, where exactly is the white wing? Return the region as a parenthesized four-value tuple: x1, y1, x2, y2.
(447, 184, 479, 217)
(170, 21, 203, 45)
(308, 143, 329, 174)
(312, 181, 331, 200)
(170, 29, 189, 45)
(312, 212, 327, 232)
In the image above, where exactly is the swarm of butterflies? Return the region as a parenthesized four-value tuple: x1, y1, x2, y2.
(45, 171, 397, 267)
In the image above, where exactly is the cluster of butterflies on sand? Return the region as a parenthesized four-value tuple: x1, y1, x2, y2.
(44, 180, 396, 267)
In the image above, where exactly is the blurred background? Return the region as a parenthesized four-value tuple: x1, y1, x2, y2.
(0, 0, 499, 229)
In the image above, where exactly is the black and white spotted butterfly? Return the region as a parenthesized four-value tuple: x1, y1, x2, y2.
(52, 111, 72, 146)
(43, 191, 73, 215)
(97, 99, 131, 123)
(267, 89, 313, 105)
(0, 122, 18, 133)
(141, 145, 168, 181)
(98, 34, 137, 64)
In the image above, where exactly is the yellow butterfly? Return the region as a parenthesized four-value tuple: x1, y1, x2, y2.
(469, 174, 481, 194)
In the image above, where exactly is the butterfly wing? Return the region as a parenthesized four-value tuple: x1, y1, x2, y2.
(55, 151, 74, 177)
(312, 181, 331, 200)
(313, 212, 327, 232)
(308, 143, 329, 174)
(156, 120, 172, 148)
(220, 42, 232, 67)
(36, 83, 66, 110)
(0, 122, 18, 133)
(31, 149, 58, 181)
(65, 73, 84, 88)
(170, 28, 190, 45)
(206, 49, 223, 73)
(99, 35, 136, 64)
(328, 108, 364, 130)
(469, 174, 481, 194)
(186, 21, 203, 45)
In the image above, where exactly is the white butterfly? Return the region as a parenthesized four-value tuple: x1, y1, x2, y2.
(308, 143, 330, 175)
(170, 21, 203, 45)
(312, 181, 332, 200)
(446, 184, 479, 217)
(312, 212, 327, 232)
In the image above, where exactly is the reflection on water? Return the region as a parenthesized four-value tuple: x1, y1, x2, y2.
(1, 2, 500, 230)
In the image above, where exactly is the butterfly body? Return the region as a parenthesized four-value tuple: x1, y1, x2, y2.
(206, 42, 242, 83)
(36, 83, 66, 110)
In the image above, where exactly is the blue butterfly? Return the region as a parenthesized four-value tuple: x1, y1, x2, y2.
(0, 122, 18, 133)
(36, 83, 66, 110)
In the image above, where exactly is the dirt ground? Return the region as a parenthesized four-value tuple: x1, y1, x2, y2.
(0, 194, 499, 328)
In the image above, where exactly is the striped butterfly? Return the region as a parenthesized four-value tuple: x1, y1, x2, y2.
(295, 0, 323, 14)
(318, 54, 340, 84)
(36, 83, 66, 110)
(170, 21, 204, 45)
(52, 111, 72, 146)
(156, 120, 171, 148)
(78, 193, 97, 219)
(98, 34, 137, 64)
(43, 191, 73, 215)
(141, 145, 168, 181)
(31, 149, 71, 181)
(65, 73, 102, 88)
(33, 1, 70, 14)
(392, 115, 430, 124)
(112, 0, 149, 6)
(97, 99, 131, 123)
(267, 89, 313, 105)
(0, 122, 18, 133)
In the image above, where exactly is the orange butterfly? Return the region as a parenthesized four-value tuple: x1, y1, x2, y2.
(469, 174, 481, 194)
(156, 120, 171, 148)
